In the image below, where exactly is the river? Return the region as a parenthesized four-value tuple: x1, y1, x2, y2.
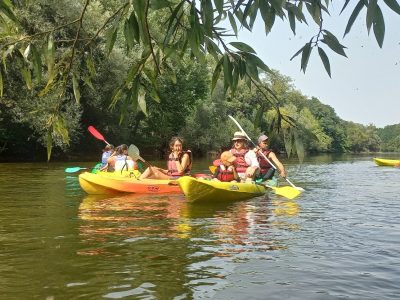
(0, 154, 399, 299)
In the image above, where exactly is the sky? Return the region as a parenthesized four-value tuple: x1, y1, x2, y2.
(231, 2, 400, 128)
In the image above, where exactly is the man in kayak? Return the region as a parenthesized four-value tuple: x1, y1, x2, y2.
(255, 134, 286, 180)
(230, 131, 260, 183)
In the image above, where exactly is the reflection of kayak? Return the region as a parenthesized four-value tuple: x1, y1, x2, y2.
(373, 158, 400, 166)
(79, 172, 181, 194)
(177, 176, 267, 203)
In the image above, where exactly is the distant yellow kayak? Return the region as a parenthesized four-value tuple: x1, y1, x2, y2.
(177, 176, 267, 203)
(373, 158, 400, 167)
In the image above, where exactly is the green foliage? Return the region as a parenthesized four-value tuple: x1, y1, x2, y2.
(0, 0, 399, 160)
(377, 124, 400, 151)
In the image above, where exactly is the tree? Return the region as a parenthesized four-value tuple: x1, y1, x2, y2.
(1, 0, 399, 158)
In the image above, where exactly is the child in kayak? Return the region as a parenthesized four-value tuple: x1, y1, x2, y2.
(100, 144, 114, 171)
(212, 151, 239, 182)
(139, 137, 192, 180)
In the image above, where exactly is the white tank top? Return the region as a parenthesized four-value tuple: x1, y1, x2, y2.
(114, 160, 134, 171)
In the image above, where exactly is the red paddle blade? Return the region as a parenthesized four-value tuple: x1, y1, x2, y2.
(88, 126, 105, 141)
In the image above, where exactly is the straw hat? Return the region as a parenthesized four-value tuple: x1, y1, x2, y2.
(231, 131, 247, 141)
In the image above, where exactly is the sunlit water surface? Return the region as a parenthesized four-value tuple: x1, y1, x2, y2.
(0, 155, 399, 299)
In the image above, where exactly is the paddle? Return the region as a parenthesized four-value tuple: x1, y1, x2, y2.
(228, 115, 304, 198)
(88, 126, 111, 146)
(65, 167, 88, 173)
(128, 144, 153, 168)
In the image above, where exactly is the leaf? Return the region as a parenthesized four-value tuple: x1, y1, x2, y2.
(150, 0, 171, 10)
(0, 66, 3, 97)
(290, 45, 305, 61)
(20, 66, 32, 90)
(211, 58, 223, 93)
(85, 52, 96, 77)
(318, 47, 331, 77)
(288, 9, 296, 34)
(138, 88, 147, 116)
(228, 12, 238, 36)
(254, 106, 264, 129)
(202, 0, 214, 36)
(366, 0, 377, 33)
(344, 0, 365, 37)
(0, 0, 19, 24)
(321, 30, 347, 57)
(340, 0, 351, 14)
(31, 45, 42, 82)
(147, 87, 159, 103)
(72, 74, 80, 104)
(300, 42, 312, 73)
(294, 130, 305, 163)
(214, 0, 224, 14)
(106, 24, 119, 55)
(383, 0, 400, 14)
(373, 5, 385, 48)
(109, 88, 123, 109)
(46, 131, 52, 162)
(229, 41, 256, 53)
(223, 53, 233, 88)
(124, 18, 135, 50)
(244, 52, 271, 73)
(46, 35, 55, 84)
(259, 1, 275, 35)
(23, 44, 31, 60)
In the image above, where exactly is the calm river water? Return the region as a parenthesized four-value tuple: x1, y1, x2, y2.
(0, 154, 399, 299)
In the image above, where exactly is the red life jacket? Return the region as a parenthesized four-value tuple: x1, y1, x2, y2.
(167, 150, 192, 176)
(257, 149, 273, 174)
(231, 148, 249, 173)
(215, 165, 236, 182)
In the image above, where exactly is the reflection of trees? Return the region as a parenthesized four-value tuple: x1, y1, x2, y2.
(77, 193, 301, 298)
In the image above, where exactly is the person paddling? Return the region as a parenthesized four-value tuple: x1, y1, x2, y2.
(255, 134, 286, 180)
(107, 144, 137, 172)
(139, 137, 192, 180)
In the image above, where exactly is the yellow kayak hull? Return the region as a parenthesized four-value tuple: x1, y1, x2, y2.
(79, 172, 181, 195)
(177, 176, 266, 203)
(373, 158, 400, 166)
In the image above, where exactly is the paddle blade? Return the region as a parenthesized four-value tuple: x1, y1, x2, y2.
(269, 186, 302, 200)
(128, 144, 141, 161)
(88, 126, 105, 142)
(65, 167, 87, 173)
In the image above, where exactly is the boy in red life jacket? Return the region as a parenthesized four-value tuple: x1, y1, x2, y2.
(255, 134, 286, 180)
(212, 151, 239, 182)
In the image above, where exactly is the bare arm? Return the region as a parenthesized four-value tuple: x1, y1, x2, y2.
(269, 152, 286, 177)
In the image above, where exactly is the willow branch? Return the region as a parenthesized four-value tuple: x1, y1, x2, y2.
(84, 2, 129, 48)
(144, 0, 161, 74)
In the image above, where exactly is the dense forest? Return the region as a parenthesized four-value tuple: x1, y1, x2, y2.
(1, 0, 399, 161)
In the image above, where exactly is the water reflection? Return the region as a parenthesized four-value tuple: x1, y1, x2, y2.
(78, 193, 301, 253)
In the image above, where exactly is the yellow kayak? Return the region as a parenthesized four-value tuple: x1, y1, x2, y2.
(177, 176, 266, 203)
(373, 158, 400, 167)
